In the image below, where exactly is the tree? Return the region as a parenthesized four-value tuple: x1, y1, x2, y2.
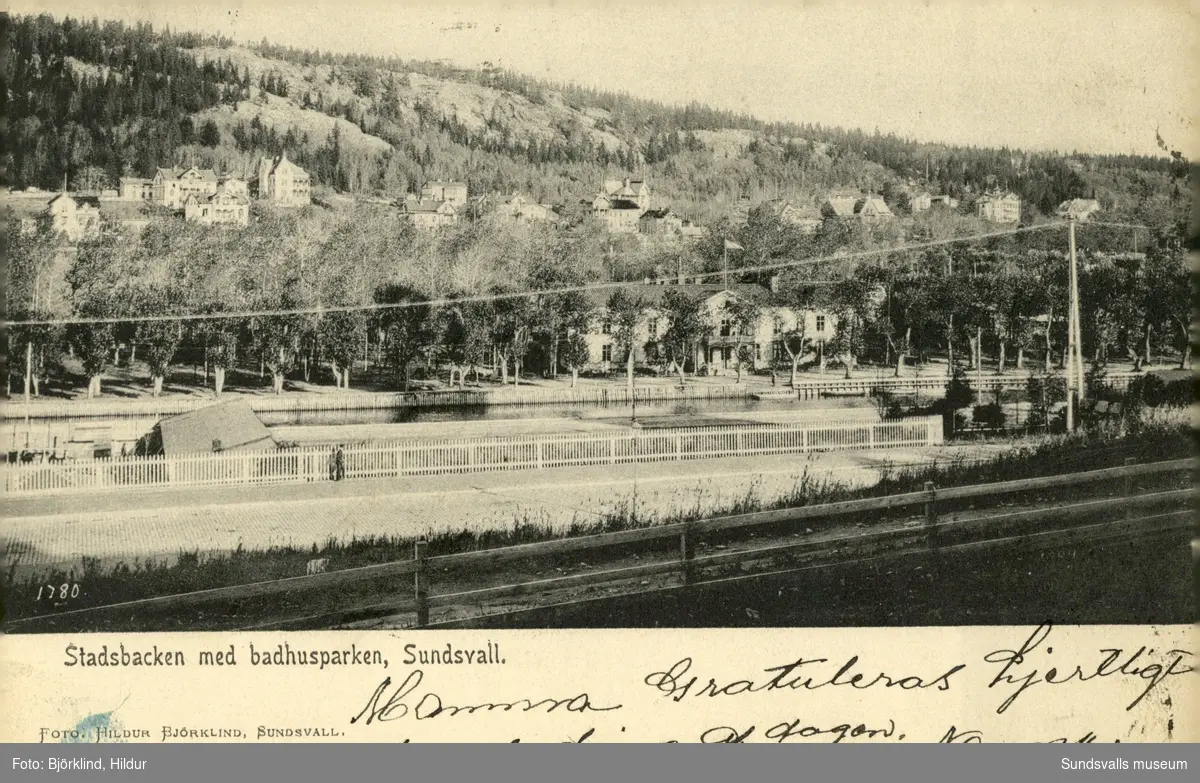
(1143, 245, 1191, 369)
(772, 273, 820, 386)
(198, 119, 221, 147)
(495, 297, 537, 386)
(140, 320, 183, 397)
(560, 332, 591, 388)
(5, 216, 66, 400)
(606, 289, 648, 394)
(532, 289, 591, 378)
(822, 267, 884, 378)
(323, 310, 367, 388)
(206, 325, 238, 396)
(251, 315, 300, 394)
(721, 295, 762, 383)
(66, 220, 134, 397)
(657, 288, 710, 386)
(375, 284, 431, 390)
(71, 322, 116, 399)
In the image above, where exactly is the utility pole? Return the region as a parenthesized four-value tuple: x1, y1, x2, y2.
(1065, 218, 1083, 431)
(1070, 219, 1085, 401)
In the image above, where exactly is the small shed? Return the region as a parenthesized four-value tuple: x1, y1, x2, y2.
(151, 401, 276, 456)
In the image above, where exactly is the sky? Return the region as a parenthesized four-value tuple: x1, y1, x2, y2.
(11, 0, 1198, 158)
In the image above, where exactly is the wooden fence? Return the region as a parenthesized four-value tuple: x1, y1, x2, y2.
(7, 457, 1189, 632)
(3, 370, 1145, 420)
(3, 416, 942, 496)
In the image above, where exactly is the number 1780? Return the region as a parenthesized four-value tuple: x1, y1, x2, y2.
(37, 583, 80, 601)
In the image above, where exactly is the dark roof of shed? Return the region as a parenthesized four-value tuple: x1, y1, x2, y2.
(156, 400, 275, 455)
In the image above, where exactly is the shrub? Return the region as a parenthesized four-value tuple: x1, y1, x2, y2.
(972, 402, 1007, 429)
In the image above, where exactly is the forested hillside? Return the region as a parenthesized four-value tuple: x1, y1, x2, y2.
(4, 13, 1191, 227)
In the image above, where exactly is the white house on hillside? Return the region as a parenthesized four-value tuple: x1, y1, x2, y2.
(257, 153, 312, 206)
(976, 191, 1021, 223)
(185, 184, 250, 227)
(153, 167, 219, 210)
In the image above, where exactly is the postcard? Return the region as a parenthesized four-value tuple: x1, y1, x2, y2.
(2, 0, 1195, 744)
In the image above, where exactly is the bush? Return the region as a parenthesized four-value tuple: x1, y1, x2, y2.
(972, 402, 1007, 429)
(945, 368, 974, 410)
(1126, 373, 1192, 409)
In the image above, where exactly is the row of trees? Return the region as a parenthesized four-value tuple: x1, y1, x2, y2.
(6, 199, 1189, 404)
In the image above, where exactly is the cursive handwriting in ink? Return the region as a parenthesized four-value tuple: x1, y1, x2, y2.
(350, 670, 623, 726)
(984, 623, 1194, 715)
(645, 655, 965, 701)
(939, 726, 983, 743)
(700, 718, 899, 744)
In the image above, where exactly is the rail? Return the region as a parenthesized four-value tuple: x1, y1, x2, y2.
(3, 416, 942, 496)
(6, 457, 1188, 631)
(2, 369, 1145, 419)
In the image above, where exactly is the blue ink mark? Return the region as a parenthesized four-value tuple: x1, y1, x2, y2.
(65, 713, 110, 743)
(64, 695, 130, 743)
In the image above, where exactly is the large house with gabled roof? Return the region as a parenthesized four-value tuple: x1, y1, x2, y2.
(257, 153, 312, 207)
(184, 184, 250, 227)
(152, 166, 219, 210)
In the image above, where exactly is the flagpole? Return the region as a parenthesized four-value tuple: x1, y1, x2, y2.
(723, 243, 729, 290)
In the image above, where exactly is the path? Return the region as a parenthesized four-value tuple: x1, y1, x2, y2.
(5, 443, 1012, 571)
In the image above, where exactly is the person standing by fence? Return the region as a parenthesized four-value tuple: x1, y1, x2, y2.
(335, 445, 346, 481)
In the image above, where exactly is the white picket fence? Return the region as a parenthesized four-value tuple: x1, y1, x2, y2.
(3, 416, 942, 497)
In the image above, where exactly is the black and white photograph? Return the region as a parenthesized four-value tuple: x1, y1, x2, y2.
(2, 0, 1194, 637)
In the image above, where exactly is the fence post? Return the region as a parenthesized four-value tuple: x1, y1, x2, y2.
(924, 481, 938, 548)
(675, 433, 683, 460)
(680, 521, 696, 585)
(868, 423, 875, 449)
(414, 539, 429, 627)
(1122, 457, 1135, 519)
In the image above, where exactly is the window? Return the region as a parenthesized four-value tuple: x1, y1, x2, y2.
(601, 320, 612, 335)
(755, 344, 762, 360)
(773, 319, 782, 335)
(601, 344, 613, 362)
(719, 319, 732, 337)
(648, 320, 658, 339)
(816, 315, 826, 333)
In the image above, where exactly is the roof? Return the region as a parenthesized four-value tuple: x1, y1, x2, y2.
(261, 154, 309, 179)
(855, 196, 893, 216)
(823, 195, 859, 217)
(2, 196, 52, 218)
(606, 198, 642, 211)
(1057, 198, 1101, 213)
(584, 282, 769, 310)
(403, 198, 456, 214)
(156, 401, 275, 456)
(98, 201, 152, 220)
(640, 208, 673, 220)
(155, 166, 219, 182)
(120, 177, 151, 185)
